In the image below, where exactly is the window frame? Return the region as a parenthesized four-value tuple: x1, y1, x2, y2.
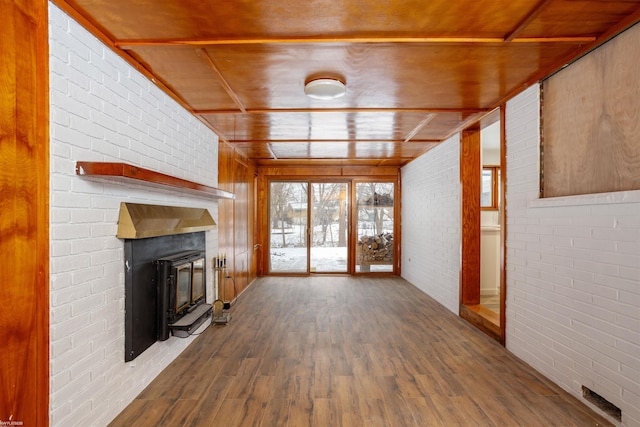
(481, 166, 500, 210)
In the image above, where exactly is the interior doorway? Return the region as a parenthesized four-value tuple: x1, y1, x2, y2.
(459, 108, 506, 344)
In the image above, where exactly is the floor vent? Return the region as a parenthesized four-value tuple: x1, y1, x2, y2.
(582, 386, 622, 422)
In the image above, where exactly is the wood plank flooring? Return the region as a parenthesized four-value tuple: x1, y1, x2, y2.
(109, 276, 612, 427)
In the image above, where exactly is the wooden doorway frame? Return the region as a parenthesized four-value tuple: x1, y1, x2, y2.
(459, 108, 506, 344)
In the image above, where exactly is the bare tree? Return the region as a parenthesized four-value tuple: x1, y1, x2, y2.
(312, 183, 344, 246)
(270, 182, 302, 247)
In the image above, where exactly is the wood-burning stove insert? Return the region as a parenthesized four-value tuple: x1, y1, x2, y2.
(156, 250, 211, 340)
(123, 231, 211, 362)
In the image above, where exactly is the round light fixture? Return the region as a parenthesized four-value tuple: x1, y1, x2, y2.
(304, 78, 346, 100)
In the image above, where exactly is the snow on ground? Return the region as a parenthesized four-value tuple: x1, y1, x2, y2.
(270, 225, 392, 273)
(270, 247, 392, 273)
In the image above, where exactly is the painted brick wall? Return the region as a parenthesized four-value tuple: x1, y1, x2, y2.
(401, 135, 461, 314)
(49, 4, 219, 425)
(506, 85, 640, 426)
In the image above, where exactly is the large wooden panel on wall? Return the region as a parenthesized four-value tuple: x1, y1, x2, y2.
(0, 0, 49, 424)
(460, 129, 481, 306)
(542, 22, 640, 197)
(217, 141, 256, 300)
(232, 156, 253, 295)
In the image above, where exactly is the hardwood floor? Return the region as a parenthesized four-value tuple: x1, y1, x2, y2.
(110, 276, 611, 427)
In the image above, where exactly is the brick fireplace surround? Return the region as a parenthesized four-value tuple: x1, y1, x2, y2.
(49, 4, 219, 424)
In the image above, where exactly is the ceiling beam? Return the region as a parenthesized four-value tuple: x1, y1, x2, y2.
(504, 0, 555, 42)
(195, 48, 247, 113)
(195, 107, 489, 115)
(404, 114, 436, 143)
(116, 35, 595, 49)
(227, 139, 442, 144)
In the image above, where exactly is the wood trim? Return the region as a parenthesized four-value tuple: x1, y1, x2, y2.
(459, 129, 481, 306)
(195, 48, 247, 113)
(115, 35, 595, 48)
(499, 106, 507, 345)
(75, 161, 235, 199)
(504, 0, 554, 42)
(36, 0, 51, 421)
(196, 107, 489, 115)
(258, 166, 400, 177)
(403, 114, 436, 142)
(459, 304, 502, 343)
(480, 166, 500, 210)
(1, 0, 50, 423)
(225, 139, 442, 144)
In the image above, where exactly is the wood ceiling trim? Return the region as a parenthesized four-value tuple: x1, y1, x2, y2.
(438, 111, 491, 143)
(227, 139, 442, 143)
(116, 36, 595, 48)
(510, 37, 595, 43)
(504, 0, 554, 42)
(195, 107, 490, 115)
(404, 114, 436, 143)
(195, 48, 246, 113)
(266, 144, 278, 160)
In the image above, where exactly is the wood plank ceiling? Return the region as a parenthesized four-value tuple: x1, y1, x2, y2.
(54, 0, 640, 166)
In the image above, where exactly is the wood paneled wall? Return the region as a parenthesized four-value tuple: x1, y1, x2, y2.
(217, 141, 257, 300)
(0, 0, 50, 424)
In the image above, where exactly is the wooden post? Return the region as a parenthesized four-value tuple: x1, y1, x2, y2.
(0, 0, 50, 423)
(460, 128, 481, 306)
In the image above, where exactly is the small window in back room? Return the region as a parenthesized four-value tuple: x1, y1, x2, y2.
(481, 167, 499, 209)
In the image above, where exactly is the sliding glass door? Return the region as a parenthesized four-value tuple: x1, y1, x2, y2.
(268, 179, 395, 274)
(269, 181, 349, 273)
(355, 181, 395, 272)
(310, 183, 348, 273)
(269, 181, 308, 273)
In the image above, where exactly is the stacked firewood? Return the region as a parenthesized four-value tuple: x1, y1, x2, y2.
(359, 233, 393, 262)
(359, 192, 394, 206)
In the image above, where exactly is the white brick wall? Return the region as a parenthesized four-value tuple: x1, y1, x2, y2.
(49, 4, 219, 426)
(506, 85, 640, 426)
(401, 135, 461, 314)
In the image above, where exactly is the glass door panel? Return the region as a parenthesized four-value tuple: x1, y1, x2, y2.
(355, 182, 395, 273)
(310, 183, 349, 273)
(269, 181, 308, 273)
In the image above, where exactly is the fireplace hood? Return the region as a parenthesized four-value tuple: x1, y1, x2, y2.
(117, 202, 216, 239)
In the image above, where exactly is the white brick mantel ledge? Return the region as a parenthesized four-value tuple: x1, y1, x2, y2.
(528, 189, 640, 209)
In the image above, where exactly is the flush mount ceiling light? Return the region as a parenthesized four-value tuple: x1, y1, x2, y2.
(304, 78, 346, 100)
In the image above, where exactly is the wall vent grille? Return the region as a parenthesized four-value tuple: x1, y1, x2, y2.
(582, 386, 621, 422)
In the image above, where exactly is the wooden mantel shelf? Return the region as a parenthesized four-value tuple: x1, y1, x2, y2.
(75, 161, 235, 200)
